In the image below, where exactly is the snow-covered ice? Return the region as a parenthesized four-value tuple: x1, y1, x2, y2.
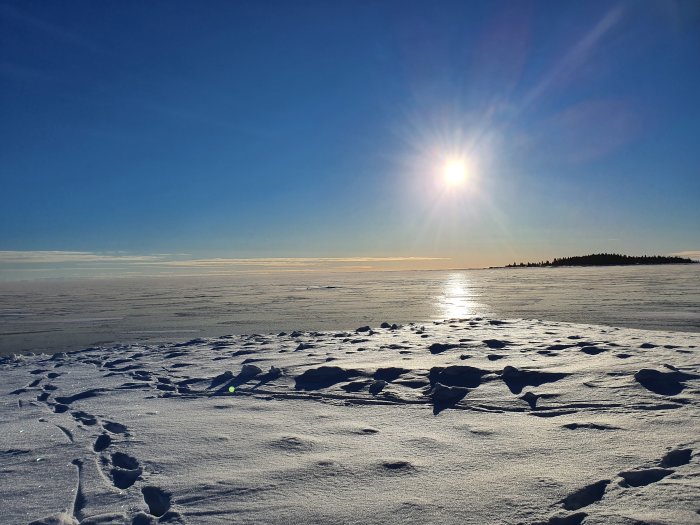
(2, 317, 699, 524)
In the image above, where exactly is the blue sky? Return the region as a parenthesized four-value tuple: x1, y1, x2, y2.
(1, 0, 699, 278)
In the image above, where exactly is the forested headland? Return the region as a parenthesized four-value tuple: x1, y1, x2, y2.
(504, 253, 698, 268)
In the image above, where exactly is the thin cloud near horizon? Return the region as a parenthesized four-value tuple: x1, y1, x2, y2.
(670, 251, 700, 260)
(0, 251, 450, 266)
(0, 251, 163, 264)
(152, 256, 450, 268)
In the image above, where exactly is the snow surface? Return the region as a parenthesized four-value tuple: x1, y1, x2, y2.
(1, 317, 699, 524)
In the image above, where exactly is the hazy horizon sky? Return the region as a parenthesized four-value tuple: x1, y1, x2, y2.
(2, 0, 699, 279)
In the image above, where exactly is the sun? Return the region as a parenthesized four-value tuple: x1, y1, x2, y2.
(442, 158, 468, 187)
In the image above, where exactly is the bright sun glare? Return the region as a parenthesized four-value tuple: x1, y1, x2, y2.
(442, 159, 468, 187)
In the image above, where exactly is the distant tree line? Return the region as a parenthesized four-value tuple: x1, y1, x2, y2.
(505, 253, 697, 268)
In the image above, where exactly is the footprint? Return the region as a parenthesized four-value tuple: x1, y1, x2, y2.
(501, 366, 568, 395)
(520, 392, 540, 409)
(94, 433, 112, 452)
(294, 366, 361, 390)
(427, 383, 468, 414)
(381, 460, 414, 471)
(55, 388, 108, 405)
(142, 486, 171, 517)
(484, 339, 511, 349)
(103, 421, 129, 434)
(429, 365, 488, 389)
(112, 452, 139, 470)
(633, 368, 699, 396)
(660, 448, 692, 468)
(618, 468, 674, 487)
(71, 411, 98, 426)
(580, 346, 606, 355)
(112, 466, 142, 489)
(427, 342, 462, 354)
(560, 479, 609, 510)
(110, 452, 142, 489)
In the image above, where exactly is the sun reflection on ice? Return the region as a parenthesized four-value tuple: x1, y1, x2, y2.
(437, 273, 481, 320)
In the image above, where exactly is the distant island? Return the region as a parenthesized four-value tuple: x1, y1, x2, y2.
(503, 253, 698, 268)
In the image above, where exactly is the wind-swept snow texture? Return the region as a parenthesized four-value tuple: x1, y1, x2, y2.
(2, 317, 699, 524)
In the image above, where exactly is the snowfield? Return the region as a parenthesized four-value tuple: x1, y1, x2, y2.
(2, 317, 699, 525)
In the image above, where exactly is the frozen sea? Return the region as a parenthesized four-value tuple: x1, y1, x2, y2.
(2, 266, 700, 524)
(1, 264, 699, 355)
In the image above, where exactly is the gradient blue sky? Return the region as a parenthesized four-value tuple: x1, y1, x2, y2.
(1, 0, 699, 278)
